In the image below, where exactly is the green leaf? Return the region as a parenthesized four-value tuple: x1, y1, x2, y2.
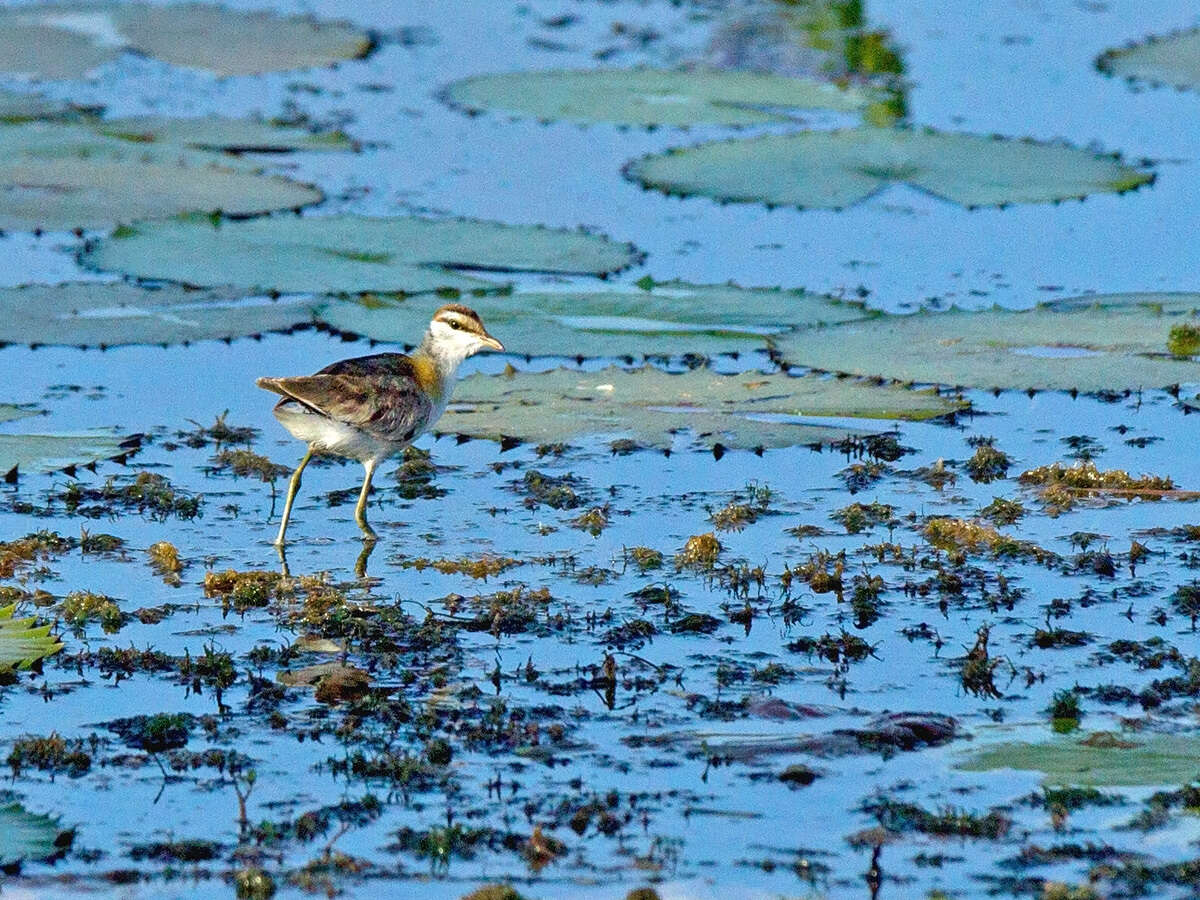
(774, 294, 1200, 392)
(960, 734, 1200, 787)
(0, 431, 136, 475)
(442, 67, 876, 126)
(0, 282, 317, 348)
(438, 365, 965, 451)
(0, 405, 37, 425)
(1098, 29, 1200, 91)
(0, 3, 371, 79)
(0, 90, 99, 124)
(0, 122, 323, 231)
(0, 802, 73, 868)
(627, 127, 1153, 209)
(92, 115, 356, 154)
(0, 605, 64, 673)
(82, 215, 642, 295)
(319, 281, 870, 358)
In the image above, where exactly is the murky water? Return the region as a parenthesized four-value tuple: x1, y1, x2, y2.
(3, 1, 1200, 898)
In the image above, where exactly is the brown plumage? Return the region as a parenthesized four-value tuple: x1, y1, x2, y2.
(257, 304, 503, 546)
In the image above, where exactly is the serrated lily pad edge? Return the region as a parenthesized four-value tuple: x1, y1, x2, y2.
(1096, 27, 1200, 91)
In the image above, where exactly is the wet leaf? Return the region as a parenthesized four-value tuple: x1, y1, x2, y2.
(1098, 29, 1200, 91)
(319, 280, 869, 358)
(627, 127, 1152, 209)
(93, 115, 356, 154)
(0, 431, 134, 475)
(774, 294, 1200, 391)
(0, 3, 371, 79)
(961, 733, 1200, 786)
(0, 90, 98, 123)
(0, 405, 37, 424)
(82, 215, 642, 295)
(0, 135, 322, 231)
(438, 366, 964, 451)
(0, 605, 64, 672)
(442, 67, 875, 126)
(0, 802, 73, 868)
(0, 282, 316, 348)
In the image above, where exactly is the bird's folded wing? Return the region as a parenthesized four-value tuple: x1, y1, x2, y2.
(256, 374, 433, 437)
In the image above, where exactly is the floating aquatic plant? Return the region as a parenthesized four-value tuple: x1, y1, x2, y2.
(0, 604, 63, 673)
(0, 3, 371, 79)
(1097, 29, 1200, 92)
(442, 67, 876, 127)
(627, 127, 1152, 210)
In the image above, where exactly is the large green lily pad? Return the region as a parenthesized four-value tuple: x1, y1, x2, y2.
(0, 282, 318, 348)
(960, 733, 1200, 787)
(0, 605, 64, 673)
(0, 802, 73, 867)
(437, 366, 964, 450)
(0, 4, 371, 79)
(442, 67, 875, 126)
(626, 127, 1153, 209)
(0, 431, 137, 476)
(319, 280, 870, 358)
(93, 116, 357, 154)
(773, 294, 1200, 392)
(1097, 29, 1200, 91)
(82, 215, 642, 295)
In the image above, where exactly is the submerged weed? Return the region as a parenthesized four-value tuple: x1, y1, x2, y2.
(675, 533, 721, 571)
(1019, 460, 1178, 514)
(964, 440, 1012, 483)
(831, 501, 895, 535)
(61, 591, 123, 633)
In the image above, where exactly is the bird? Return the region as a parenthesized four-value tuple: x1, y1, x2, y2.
(256, 303, 504, 546)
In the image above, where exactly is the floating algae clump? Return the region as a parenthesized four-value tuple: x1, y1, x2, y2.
(924, 517, 1053, 561)
(1018, 460, 1178, 514)
(676, 532, 722, 570)
(1167, 323, 1200, 358)
(61, 591, 123, 633)
(204, 569, 286, 611)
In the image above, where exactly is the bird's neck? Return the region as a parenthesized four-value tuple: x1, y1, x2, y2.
(414, 332, 469, 385)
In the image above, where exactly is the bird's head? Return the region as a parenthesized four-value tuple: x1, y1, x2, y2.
(427, 304, 504, 361)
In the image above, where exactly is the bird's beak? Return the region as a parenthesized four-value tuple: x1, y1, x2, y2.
(480, 333, 504, 352)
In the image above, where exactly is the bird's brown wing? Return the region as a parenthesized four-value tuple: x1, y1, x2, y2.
(256, 365, 435, 443)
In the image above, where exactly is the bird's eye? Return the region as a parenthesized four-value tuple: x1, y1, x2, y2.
(448, 320, 462, 330)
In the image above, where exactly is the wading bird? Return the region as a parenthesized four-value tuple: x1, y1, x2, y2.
(257, 304, 504, 546)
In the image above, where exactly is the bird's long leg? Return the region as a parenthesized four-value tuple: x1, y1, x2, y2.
(355, 458, 379, 542)
(274, 445, 314, 547)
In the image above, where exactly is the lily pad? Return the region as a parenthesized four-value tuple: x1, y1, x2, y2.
(0, 4, 371, 79)
(0, 431, 137, 476)
(0, 405, 37, 424)
(626, 127, 1153, 209)
(92, 116, 357, 154)
(960, 733, 1200, 787)
(0, 282, 317, 348)
(0, 90, 99, 123)
(0, 802, 73, 867)
(0, 122, 323, 230)
(0, 605, 64, 673)
(438, 366, 964, 451)
(319, 280, 870, 358)
(442, 67, 875, 126)
(81, 215, 642, 295)
(1097, 29, 1200, 91)
(773, 294, 1200, 392)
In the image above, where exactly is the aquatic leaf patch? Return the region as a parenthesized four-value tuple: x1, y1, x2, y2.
(961, 733, 1200, 786)
(626, 127, 1153, 209)
(0, 431, 138, 476)
(438, 366, 964, 451)
(0, 3, 371, 79)
(0, 282, 317, 348)
(92, 116, 357, 154)
(1097, 29, 1200, 91)
(319, 280, 870, 358)
(773, 294, 1200, 392)
(442, 67, 876, 126)
(0, 605, 64, 673)
(82, 215, 642, 295)
(0, 90, 98, 124)
(0, 802, 73, 868)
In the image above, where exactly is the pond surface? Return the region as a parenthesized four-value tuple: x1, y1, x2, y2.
(3, 1, 1200, 898)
